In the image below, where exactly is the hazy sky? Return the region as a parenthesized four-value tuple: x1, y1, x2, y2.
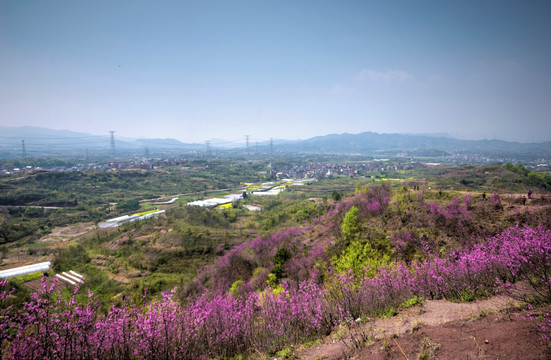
(1, 1, 550, 144)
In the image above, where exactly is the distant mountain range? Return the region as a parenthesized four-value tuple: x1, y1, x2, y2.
(1, 126, 550, 159)
(0, 126, 203, 158)
(280, 132, 551, 156)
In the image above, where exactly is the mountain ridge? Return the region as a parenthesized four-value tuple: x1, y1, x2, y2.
(1, 126, 550, 158)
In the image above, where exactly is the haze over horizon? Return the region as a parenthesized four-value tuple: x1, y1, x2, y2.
(1, 1, 550, 144)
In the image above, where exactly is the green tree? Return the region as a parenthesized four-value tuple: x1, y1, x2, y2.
(269, 247, 292, 283)
(332, 240, 391, 279)
(273, 247, 292, 265)
(341, 206, 360, 245)
(504, 163, 529, 176)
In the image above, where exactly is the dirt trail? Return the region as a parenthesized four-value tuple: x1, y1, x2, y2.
(374, 296, 517, 335)
(298, 296, 523, 360)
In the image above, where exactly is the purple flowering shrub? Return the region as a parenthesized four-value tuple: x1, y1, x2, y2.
(320, 185, 392, 239)
(1, 225, 550, 358)
(390, 192, 522, 251)
(352, 185, 391, 218)
(538, 312, 551, 341)
(421, 195, 476, 241)
(1, 278, 332, 359)
(196, 226, 331, 296)
(326, 226, 551, 318)
(516, 304, 551, 341)
(391, 230, 435, 263)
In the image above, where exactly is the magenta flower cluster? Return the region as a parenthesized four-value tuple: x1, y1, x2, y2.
(187, 226, 328, 297)
(327, 226, 551, 318)
(1, 277, 331, 359)
(1, 225, 549, 358)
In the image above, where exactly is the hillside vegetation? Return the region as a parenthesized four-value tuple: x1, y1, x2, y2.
(1, 161, 550, 359)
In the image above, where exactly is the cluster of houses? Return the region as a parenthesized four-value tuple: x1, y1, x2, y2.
(273, 162, 423, 180)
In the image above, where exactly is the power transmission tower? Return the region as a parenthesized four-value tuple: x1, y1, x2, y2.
(85, 148, 89, 162)
(205, 141, 211, 158)
(144, 146, 150, 159)
(109, 131, 116, 157)
(245, 135, 250, 152)
(21, 140, 27, 159)
(270, 138, 274, 156)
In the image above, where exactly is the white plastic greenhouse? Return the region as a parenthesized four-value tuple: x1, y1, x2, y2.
(54, 270, 84, 285)
(98, 210, 166, 228)
(0, 261, 51, 279)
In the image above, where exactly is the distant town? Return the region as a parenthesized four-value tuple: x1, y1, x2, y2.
(2, 154, 550, 177)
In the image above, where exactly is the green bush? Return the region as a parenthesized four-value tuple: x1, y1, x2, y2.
(332, 240, 391, 279)
(14, 272, 44, 283)
(117, 199, 140, 212)
(229, 280, 244, 296)
(341, 206, 360, 245)
(400, 295, 422, 308)
(53, 244, 90, 272)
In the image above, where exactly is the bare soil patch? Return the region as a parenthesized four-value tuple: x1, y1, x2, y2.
(359, 314, 551, 360)
(373, 296, 518, 336)
(38, 223, 96, 244)
(296, 296, 551, 360)
(23, 276, 68, 292)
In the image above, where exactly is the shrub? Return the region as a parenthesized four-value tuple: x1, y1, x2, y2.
(400, 295, 422, 308)
(117, 199, 140, 212)
(341, 206, 360, 245)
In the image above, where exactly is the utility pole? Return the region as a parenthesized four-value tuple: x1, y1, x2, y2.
(109, 131, 116, 157)
(21, 140, 27, 159)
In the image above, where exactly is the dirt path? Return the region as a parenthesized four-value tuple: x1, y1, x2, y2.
(359, 313, 551, 360)
(6, 205, 66, 209)
(373, 296, 517, 335)
(297, 296, 524, 360)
